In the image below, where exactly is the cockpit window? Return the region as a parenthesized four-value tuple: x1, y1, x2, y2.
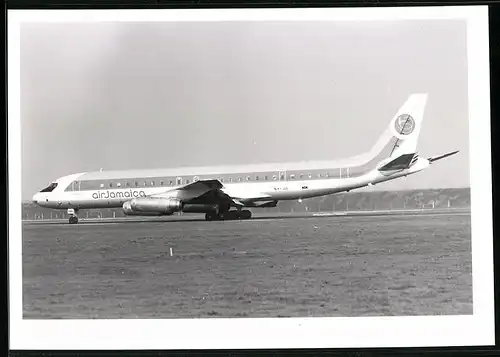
(40, 182, 58, 192)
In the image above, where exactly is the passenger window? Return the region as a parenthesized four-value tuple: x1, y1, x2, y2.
(229, 178, 233, 182)
(151, 181, 155, 186)
(117, 183, 121, 187)
(308, 174, 312, 179)
(238, 177, 242, 182)
(300, 174, 304, 179)
(256, 176, 259, 181)
(169, 180, 173, 186)
(144, 181, 147, 187)
(326, 172, 330, 177)
(186, 179, 190, 184)
(273, 175, 277, 180)
(100, 183, 104, 188)
(126, 182, 130, 187)
(290, 174, 295, 179)
(109, 182, 113, 188)
(135, 181, 138, 187)
(246, 176, 250, 181)
(280, 174, 285, 180)
(160, 181, 164, 186)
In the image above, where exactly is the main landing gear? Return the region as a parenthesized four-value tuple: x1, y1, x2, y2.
(205, 210, 252, 221)
(68, 208, 79, 224)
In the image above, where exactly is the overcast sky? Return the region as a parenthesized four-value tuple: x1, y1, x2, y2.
(20, 19, 469, 200)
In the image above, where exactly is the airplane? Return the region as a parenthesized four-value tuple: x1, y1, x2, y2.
(32, 93, 459, 224)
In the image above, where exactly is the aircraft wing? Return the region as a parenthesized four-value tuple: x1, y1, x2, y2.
(148, 179, 266, 208)
(177, 179, 224, 200)
(149, 179, 223, 200)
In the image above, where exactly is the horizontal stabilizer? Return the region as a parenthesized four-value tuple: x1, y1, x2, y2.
(428, 150, 459, 163)
(378, 153, 416, 172)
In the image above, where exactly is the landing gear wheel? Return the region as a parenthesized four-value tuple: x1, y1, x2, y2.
(205, 212, 216, 221)
(223, 211, 238, 220)
(67, 208, 79, 224)
(220, 212, 227, 220)
(238, 210, 252, 220)
(206, 210, 249, 221)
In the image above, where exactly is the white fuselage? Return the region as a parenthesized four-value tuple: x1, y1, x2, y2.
(32, 157, 430, 211)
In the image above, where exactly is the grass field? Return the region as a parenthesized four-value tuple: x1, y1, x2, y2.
(22, 212, 472, 319)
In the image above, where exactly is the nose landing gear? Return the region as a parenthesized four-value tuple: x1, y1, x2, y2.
(67, 208, 79, 224)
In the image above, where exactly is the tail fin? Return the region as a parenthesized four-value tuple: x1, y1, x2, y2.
(368, 93, 428, 172)
(387, 93, 428, 159)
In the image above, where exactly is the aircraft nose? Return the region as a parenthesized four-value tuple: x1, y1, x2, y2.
(32, 193, 40, 204)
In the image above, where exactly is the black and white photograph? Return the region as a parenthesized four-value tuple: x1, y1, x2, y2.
(8, 6, 494, 350)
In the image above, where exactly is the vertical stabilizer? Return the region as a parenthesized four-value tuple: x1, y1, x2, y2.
(387, 93, 428, 158)
(373, 93, 428, 172)
(334, 93, 429, 175)
(352, 93, 428, 173)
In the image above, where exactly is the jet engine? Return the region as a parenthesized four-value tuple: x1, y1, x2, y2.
(122, 197, 182, 216)
(122, 201, 163, 216)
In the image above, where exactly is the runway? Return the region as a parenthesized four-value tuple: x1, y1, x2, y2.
(22, 207, 470, 226)
(22, 210, 472, 319)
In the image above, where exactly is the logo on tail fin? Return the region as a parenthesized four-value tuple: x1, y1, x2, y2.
(394, 114, 415, 135)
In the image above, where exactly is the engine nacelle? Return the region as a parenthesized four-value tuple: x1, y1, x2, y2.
(122, 201, 163, 216)
(122, 197, 182, 215)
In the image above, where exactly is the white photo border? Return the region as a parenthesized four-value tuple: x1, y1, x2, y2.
(8, 6, 493, 350)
